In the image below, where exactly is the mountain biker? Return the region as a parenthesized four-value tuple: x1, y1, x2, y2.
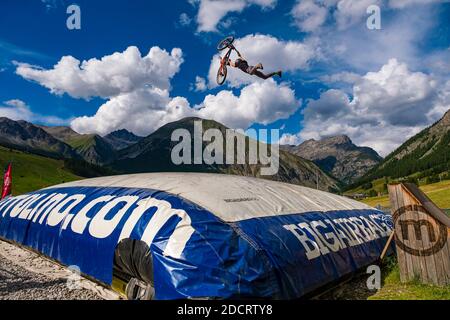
(226, 48, 282, 80)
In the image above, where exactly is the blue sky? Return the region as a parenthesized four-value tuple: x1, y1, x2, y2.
(0, 0, 449, 156)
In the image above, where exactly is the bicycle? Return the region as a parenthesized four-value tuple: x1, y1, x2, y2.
(216, 36, 235, 85)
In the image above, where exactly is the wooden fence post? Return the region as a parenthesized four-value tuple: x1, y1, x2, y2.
(388, 183, 450, 286)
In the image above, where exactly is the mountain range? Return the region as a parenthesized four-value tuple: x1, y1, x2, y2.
(39, 125, 141, 165)
(0, 117, 339, 191)
(282, 135, 382, 184)
(2, 108, 448, 194)
(113, 117, 339, 191)
(0, 118, 76, 159)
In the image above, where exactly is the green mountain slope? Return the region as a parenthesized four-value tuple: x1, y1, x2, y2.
(0, 146, 81, 195)
(0, 118, 77, 159)
(349, 109, 450, 190)
(37, 126, 81, 142)
(67, 134, 117, 165)
(40, 125, 117, 165)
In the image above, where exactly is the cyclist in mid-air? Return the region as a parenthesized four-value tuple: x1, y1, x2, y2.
(226, 47, 282, 80)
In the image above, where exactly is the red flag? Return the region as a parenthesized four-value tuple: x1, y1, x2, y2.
(1, 163, 12, 200)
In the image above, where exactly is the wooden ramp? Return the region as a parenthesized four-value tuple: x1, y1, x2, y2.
(388, 183, 450, 286)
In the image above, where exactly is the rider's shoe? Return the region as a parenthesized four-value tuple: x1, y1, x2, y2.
(255, 63, 264, 70)
(278, 70, 282, 78)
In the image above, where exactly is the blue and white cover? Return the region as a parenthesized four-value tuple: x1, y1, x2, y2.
(0, 173, 393, 299)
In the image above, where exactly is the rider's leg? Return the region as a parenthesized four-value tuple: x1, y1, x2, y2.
(247, 64, 263, 74)
(252, 70, 281, 80)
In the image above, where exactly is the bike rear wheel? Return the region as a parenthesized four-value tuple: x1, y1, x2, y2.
(216, 65, 227, 85)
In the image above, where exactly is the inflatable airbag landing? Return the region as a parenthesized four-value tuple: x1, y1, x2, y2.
(0, 173, 393, 299)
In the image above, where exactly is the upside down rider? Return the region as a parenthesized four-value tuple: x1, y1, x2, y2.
(226, 47, 282, 80)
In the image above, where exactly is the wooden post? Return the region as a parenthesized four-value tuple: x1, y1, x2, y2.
(380, 231, 395, 261)
(388, 183, 450, 286)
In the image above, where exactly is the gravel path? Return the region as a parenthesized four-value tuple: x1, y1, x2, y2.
(0, 240, 120, 300)
(317, 273, 377, 300)
(0, 239, 377, 300)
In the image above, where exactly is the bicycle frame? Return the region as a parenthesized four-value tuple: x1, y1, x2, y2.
(219, 46, 234, 73)
(217, 40, 236, 85)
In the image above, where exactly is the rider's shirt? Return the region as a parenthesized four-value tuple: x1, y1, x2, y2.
(235, 59, 251, 74)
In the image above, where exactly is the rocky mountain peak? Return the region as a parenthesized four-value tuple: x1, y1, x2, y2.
(106, 129, 140, 140)
(103, 128, 142, 151)
(283, 135, 381, 184)
(441, 109, 450, 126)
(324, 135, 352, 145)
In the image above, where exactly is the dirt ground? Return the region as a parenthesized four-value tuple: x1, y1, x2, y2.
(0, 240, 120, 300)
(317, 273, 378, 300)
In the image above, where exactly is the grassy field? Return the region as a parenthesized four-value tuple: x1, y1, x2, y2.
(348, 178, 388, 195)
(359, 179, 450, 209)
(324, 256, 450, 300)
(0, 146, 82, 195)
(369, 258, 450, 300)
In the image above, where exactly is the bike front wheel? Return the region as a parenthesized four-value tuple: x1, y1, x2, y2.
(217, 36, 235, 51)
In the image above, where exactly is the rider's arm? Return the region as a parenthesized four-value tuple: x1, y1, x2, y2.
(235, 48, 243, 59)
(227, 59, 236, 67)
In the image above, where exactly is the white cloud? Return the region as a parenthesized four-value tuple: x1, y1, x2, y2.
(71, 88, 195, 136)
(285, 0, 441, 86)
(316, 5, 435, 73)
(0, 99, 68, 125)
(179, 13, 192, 26)
(196, 79, 300, 128)
(14, 46, 186, 135)
(352, 59, 437, 125)
(0, 99, 32, 121)
(290, 0, 442, 34)
(72, 79, 299, 135)
(298, 59, 447, 156)
(320, 71, 361, 84)
(279, 133, 302, 145)
(289, 0, 381, 33)
(424, 48, 450, 77)
(291, 0, 328, 32)
(427, 79, 450, 121)
(334, 0, 382, 30)
(15, 46, 183, 100)
(207, 34, 319, 88)
(388, 0, 443, 9)
(194, 0, 277, 32)
(41, 0, 61, 10)
(192, 76, 207, 92)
